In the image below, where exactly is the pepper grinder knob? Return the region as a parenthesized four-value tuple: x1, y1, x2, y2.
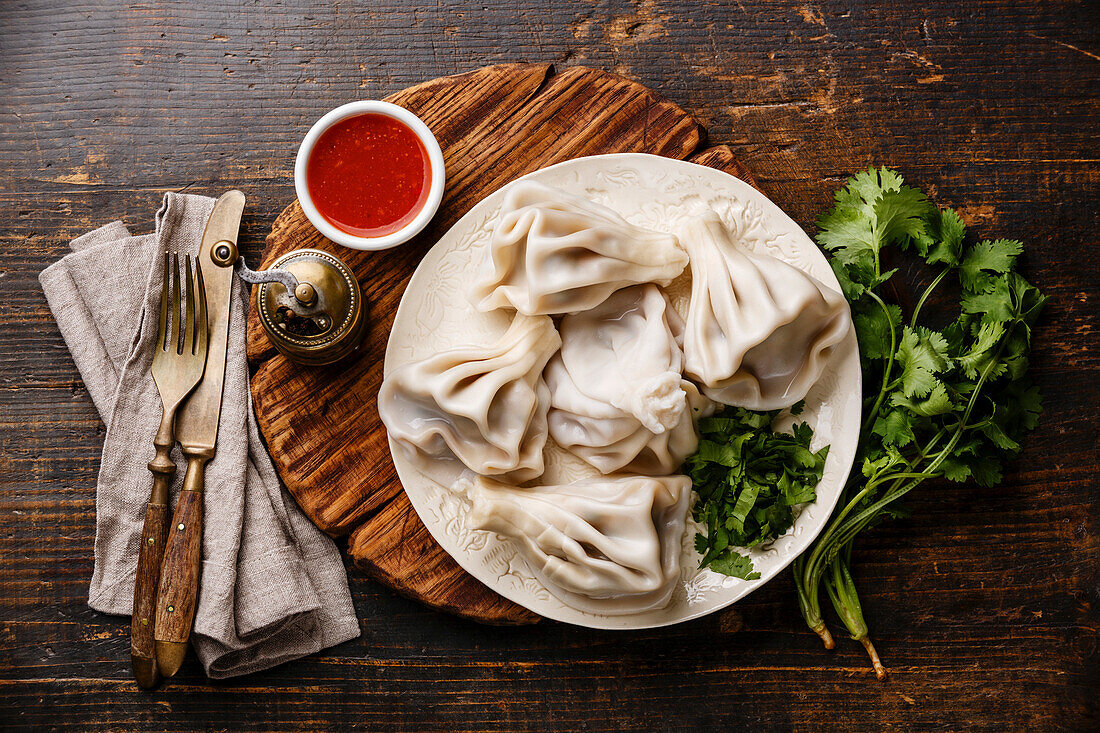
(294, 282, 317, 305)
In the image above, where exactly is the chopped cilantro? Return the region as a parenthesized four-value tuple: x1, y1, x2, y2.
(686, 403, 827, 582)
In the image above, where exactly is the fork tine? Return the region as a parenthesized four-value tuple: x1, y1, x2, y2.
(156, 251, 170, 352)
(171, 252, 182, 355)
(195, 259, 208, 358)
(183, 254, 196, 355)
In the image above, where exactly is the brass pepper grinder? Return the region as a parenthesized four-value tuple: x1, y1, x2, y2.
(228, 245, 367, 366)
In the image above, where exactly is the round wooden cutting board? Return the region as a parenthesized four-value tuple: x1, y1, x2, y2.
(246, 63, 758, 624)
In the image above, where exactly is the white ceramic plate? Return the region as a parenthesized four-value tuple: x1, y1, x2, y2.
(384, 153, 861, 629)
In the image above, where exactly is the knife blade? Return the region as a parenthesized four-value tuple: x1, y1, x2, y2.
(153, 190, 244, 677)
(175, 189, 244, 453)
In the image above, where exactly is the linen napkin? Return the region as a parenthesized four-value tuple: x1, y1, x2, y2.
(39, 192, 360, 679)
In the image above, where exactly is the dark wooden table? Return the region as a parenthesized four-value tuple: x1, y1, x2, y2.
(2, 2, 1097, 730)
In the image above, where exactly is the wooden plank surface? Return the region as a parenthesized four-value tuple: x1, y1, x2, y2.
(1, 1, 1097, 730)
(247, 63, 754, 623)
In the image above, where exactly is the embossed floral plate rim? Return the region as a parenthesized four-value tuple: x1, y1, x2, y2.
(384, 153, 861, 629)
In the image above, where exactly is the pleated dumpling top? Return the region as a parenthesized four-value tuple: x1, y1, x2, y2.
(546, 285, 709, 475)
(473, 181, 688, 316)
(679, 211, 851, 411)
(457, 473, 691, 615)
(378, 315, 561, 482)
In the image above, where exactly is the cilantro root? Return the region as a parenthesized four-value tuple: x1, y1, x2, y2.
(798, 167, 1045, 681)
(861, 638, 886, 681)
(812, 623, 836, 650)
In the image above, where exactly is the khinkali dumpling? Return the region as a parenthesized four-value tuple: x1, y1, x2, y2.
(473, 181, 689, 315)
(378, 315, 561, 482)
(456, 473, 691, 615)
(679, 211, 851, 410)
(546, 285, 709, 474)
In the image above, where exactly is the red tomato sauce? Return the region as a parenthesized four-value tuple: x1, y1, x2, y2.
(306, 113, 431, 237)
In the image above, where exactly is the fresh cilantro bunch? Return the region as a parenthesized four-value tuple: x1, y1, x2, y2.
(794, 167, 1046, 679)
(687, 402, 828, 581)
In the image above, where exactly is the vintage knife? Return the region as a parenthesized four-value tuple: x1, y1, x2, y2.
(153, 190, 245, 677)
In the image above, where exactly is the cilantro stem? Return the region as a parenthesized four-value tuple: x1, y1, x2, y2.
(868, 471, 939, 486)
(823, 552, 886, 678)
(859, 291, 898, 440)
(825, 344, 1007, 549)
(800, 298, 1014, 674)
(797, 439, 935, 640)
(794, 566, 836, 648)
(795, 467, 883, 648)
(910, 268, 950, 328)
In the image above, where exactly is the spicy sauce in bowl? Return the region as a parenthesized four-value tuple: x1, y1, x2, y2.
(295, 101, 445, 251)
(306, 114, 430, 237)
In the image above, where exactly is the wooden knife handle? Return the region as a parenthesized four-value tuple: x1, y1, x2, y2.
(154, 453, 207, 678)
(132, 417, 175, 688)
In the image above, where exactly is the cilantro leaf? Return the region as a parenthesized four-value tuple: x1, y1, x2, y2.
(1003, 381, 1043, 432)
(873, 185, 930, 249)
(969, 456, 1004, 487)
(890, 382, 954, 416)
(816, 209, 876, 269)
(896, 326, 950, 397)
(1008, 272, 1048, 327)
(957, 319, 1005, 379)
(816, 167, 927, 274)
(922, 207, 967, 267)
(938, 457, 972, 482)
(707, 551, 761, 580)
(853, 301, 902, 361)
(960, 239, 1023, 292)
(872, 409, 916, 447)
(846, 166, 906, 210)
(978, 418, 1020, 452)
(961, 274, 1015, 322)
(829, 258, 868, 300)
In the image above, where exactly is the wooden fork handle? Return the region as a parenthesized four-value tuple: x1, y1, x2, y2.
(131, 494, 168, 687)
(154, 452, 207, 678)
(131, 414, 175, 688)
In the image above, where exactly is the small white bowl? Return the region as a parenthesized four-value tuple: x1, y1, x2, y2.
(294, 101, 446, 251)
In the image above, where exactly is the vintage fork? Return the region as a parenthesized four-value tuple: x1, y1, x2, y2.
(131, 252, 208, 689)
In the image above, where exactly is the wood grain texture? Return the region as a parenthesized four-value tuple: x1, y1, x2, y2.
(1, 0, 1097, 730)
(130, 501, 167, 684)
(153, 489, 203, 650)
(249, 62, 756, 623)
(350, 490, 540, 625)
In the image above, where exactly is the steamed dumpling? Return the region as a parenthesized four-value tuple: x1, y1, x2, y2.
(473, 181, 689, 315)
(679, 211, 851, 410)
(546, 285, 709, 474)
(456, 473, 691, 615)
(378, 315, 561, 482)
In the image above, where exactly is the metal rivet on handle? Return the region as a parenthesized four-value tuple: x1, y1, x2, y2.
(147, 537, 155, 545)
(167, 605, 175, 613)
(177, 523, 185, 531)
(211, 239, 238, 267)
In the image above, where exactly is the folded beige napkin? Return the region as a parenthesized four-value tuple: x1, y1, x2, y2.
(39, 192, 360, 678)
